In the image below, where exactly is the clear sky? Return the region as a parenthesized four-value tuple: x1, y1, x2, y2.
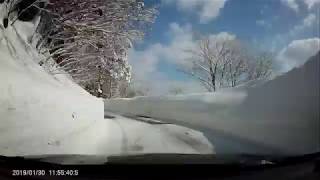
(129, 0, 320, 95)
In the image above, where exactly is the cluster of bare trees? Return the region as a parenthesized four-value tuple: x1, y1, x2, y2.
(182, 36, 273, 92)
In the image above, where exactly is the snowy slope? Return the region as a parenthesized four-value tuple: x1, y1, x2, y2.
(0, 18, 105, 156)
(105, 52, 320, 155)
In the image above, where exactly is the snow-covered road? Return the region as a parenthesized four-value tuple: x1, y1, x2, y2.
(102, 112, 214, 155)
(105, 111, 286, 155)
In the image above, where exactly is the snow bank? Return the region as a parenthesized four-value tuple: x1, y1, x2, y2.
(105, 52, 320, 155)
(0, 16, 105, 156)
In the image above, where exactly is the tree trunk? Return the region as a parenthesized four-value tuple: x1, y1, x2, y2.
(109, 78, 112, 98)
(97, 66, 103, 98)
(220, 63, 226, 87)
(209, 65, 216, 92)
(212, 74, 216, 92)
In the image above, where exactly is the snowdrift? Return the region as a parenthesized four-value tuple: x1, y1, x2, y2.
(105, 52, 320, 155)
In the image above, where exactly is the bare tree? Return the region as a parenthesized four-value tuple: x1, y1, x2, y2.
(182, 33, 274, 91)
(182, 36, 232, 92)
(223, 40, 249, 87)
(248, 52, 273, 81)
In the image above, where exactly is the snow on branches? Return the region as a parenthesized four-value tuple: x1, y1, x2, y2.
(35, 0, 157, 97)
(1, 0, 157, 98)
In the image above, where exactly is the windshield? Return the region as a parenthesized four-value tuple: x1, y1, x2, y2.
(0, 0, 319, 165)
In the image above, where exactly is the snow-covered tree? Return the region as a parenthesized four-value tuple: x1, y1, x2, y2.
(19, 0, 157, 98)
(1, 0, 157, 98)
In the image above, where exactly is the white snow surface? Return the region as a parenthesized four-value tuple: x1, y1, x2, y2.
(105, 53, 320, 155)
(102, 113, 214, 155)
(0, 20, 104, 156)
(0, 13, 213, 157)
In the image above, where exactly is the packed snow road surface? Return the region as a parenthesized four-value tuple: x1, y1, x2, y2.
(103, 112, 214, 155)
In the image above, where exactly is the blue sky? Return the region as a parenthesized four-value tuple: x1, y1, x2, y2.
(129, 0, 320, 95)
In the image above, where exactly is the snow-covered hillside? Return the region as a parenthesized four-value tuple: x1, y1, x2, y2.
(0, 17, 105, 156)
(105, 52, 320, 155)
